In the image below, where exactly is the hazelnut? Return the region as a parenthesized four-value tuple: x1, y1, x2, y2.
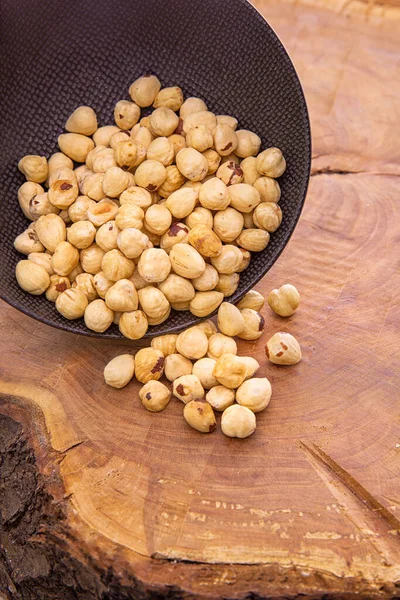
(48, 152, 74, 177)
(68, 263, 84, 283)
(93, 271, 114, 298)
(90, 147, 117, 173)
(29, 192, 59, 219)
(189, 290, 224, 317)
(15, 260, 50, 295)
(140, 381, 171, 412)
(228, 183, 261, 213)
(211, 244, 243, 274)
(87, 199, 119, 227)
(176, 148, 208, 181)
(236, 378, 272, 413)
(213, 354, 247, 389)
(72, 272, 98, 302)
(236, 229, 270, 252)
(215, 273, 240, 297)
(67, 220, 96, 249)
(198, 177, 229, 210)
(129, 74, 161, 107)
(131, 125, 154, 149)
(48, 165, 77, 188)
(105, 279, 139, 311)
(56, 288, 88, 319)
(234, 130, 261, 158)
(158, 165, 186, 198)
(217, 302, 245, 336)
(144, 204, 172, 236)
(119, 310, 148, 339)
(240, 156, 260, 185)
(102, 249, 135, 281)
(165, 188, 197, 219)
(221, 405, 256, 438)
(138, 248, 171, 283)
(237, 308, 265, 340)
(237, 247, 252, 272)
(146, 138, 173, 167)
(164, 354, 193, 382)
(153, 86, 183, 111)
(203, 149, 221, 175)
(84, 299, 114, 332)
(236, 290, 264, 312)
(213, 207, 244, 243)
(14, 225, 45, 255)
(255, 200, 283, 230)
(104, 354, 135, 388)
(171, 301, 191, 311)
(256, 148, 286, 178)
(138, 286, 169, 319)
(158, 274, 195, 303)
(265, 332, 301, 365)
(206, 386, 235, 412)
(188, 224, 222, 258)
(109, 130, 131, 150)
(93, 125, 120, 147)
(135, 159, 167, 191)
(183, 399, 216, 433)
(115, 203, 144, 230)
(80, 243, 105, 274)
(58, 133, 94, 162)
(96, 221, 121, 252)
(28, 252, 54, 275)
(192, 358, 218, 389)
(213, 124, 238, 156)
(65, 106, 97, 136)
(185, 207, 214, 230)
(102, 166, 130, 197)
(115, 139, 146, 170)
(186, 125, 213, 153)
(48, 177, 79, 210)
(169, 243, 206, 279)
(120, 186, 153, 209)
(173, 374, 204, 404)
(268, 284, 300, 317)
(180, 97, 207, 118)
(253, 176, 281, 203)
(117, 227, 149, 258)
(207, 333, 237, 360)
(197, 320, 218, 339)
(141, 226, 161, 246)
(46, 274, 71, 302)
(18, 182, 45, 220)
(135, 347, 164, 384)
(114, 100, 140, 129)
(239, 356, 260, 379)
(149, 107, 179, 137)
(160, 222, 190, 253)
(51, 241, 80, 276)
(167, 134, 187, 158)
(176, 326, 208, 360)
(192, 264, 219, 291)
(68, 196, 97, 222)
(216, 161, 244, 187)
(18, 155, 48, 183)
(151, 334, 178, 357)
(183, 111, 217, 135)
(216, 115, 238, 130)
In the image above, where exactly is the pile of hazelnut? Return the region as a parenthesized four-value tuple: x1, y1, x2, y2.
(104, 285, 301, 438)
(13, 74, 287, 338)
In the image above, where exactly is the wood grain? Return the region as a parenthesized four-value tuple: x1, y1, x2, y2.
(1, 1, 400, 598)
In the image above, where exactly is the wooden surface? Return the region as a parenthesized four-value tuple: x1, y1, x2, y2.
(1, 1, 400, 598)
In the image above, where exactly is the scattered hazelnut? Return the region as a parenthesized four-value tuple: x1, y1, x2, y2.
(192, 358, 218, 389)
(164, 354, 193, 382)
(18, 155, 48, 183)
(236, 289, 265, 312)
(206, 386, 235, 412)
(183, 399, 216, 433)
(265, 332, 302, 365)
(173, 374, 205, 404)
(134, 347, 164, 384)
(207, 333, 237, 360)
(84, 298, 114, 332)
(104, 354, 135, 388)
(236, 378, 272, 413)
(140, 381, 171, 412)
(119, 309, 148, 339)
(221, 405, 256, 438)
(213, 354, 247, 389)
(58, 133, 94, 163)
(65, 106, 97, 136)
(217, 302, 245, 336)
(268, 284, 300, 317)
(256, 148, 286, 178)
(55, 288, 88, 319)
(15, 260, 50, 295)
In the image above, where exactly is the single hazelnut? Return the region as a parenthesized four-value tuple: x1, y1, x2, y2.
(119, 310, 148, 339)
(102, 166, 130, 197)
(188, 224, 222, 258)
(102, 249, 135, 281)
(115, 203, 144, 230)
(93, 126, 120, 147)
(84, 299, 114, 332)
(236, 289, 265, 312)
(186, 125, 213, 153)
(240, 156, 260, 185)
(28, 252, 54, 275)
(236, 378, 272, 413)
(129, 74, 161, 107)
(149, 107, 179, 137)
(253, 202, 282, 232)
(138, 286, 170, 320)
(56, 288, 88, 319)
(93, 271, 114, 298)
(18, 155, 48, 183)
(183, 399, 216, 433)
(256, 148, 286, 178)
(228, 183, 261, 213)
(234, 130, 261, 158)
(104, 354, 135, 388)
(158, 165, 186, 198)
(46, 274, 71, 302)
(29, 192, 59, 219)
(105, 279, 139, 312)
(165, 188, 197, 219)
(185, 207, 214, 230)
(18, 182, 45, 220)
(151, 334, 178, 357)
(216, 161, 243, 186)
(192, 264, 219, 291)
(268, 284, 300, 317)
(206, 386, 235, 412)
(158, 274, 195, 303)
(135, 347, 164, 384)
(72, 272, 98, 302)
(51, 241, 80, 276)
(96, 221, 121, 253)
(153, 86, 183, 111)
(192, 358, 218, 389)
(65, 106, 97, 136)
(169, 243, 206, 279)
(265, 332, 302, 365)
(237, 308, 265, 340)
(173, 374, 205, 404)
(80, 243, 105, 275)
(140, 381, 171, 412)
(213, 354, 247, 389)
(117, 227, 149, 259)
(217, 302, 245, 336)
(176, 148, 208, 182)
(183, 111, 217, 135)
(138, 248, 171, 283)
(135, 159, 167, 191)
(160, 222, 190, 254)
(213, 207, 244, 243)
(199, 177, 229, 210)
(58, 133, 94, 163)
(15, 260, 50, 295)
(87, 199, 119, 227)
(114, 100, 140, 129)
(221, 405, 256, 438)
(215, 273, 240, 297)
(67, 220, 96, 249)
(120, 186, 153, 209)
(253, 176, 281, 203)
(176, 326, 209, 360)
(213, 123, 238, 156)
(180, 97, 208, 118)
(14, 224, 45, 255)
(164, 354, 193, 382)
(236, 229, 270, 252)
(207, 333, 237, 360)
(210, 244, 243, 275)
(68, 196, 97, 223)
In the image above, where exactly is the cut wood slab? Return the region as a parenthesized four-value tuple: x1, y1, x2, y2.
(1, 1, 400, 598)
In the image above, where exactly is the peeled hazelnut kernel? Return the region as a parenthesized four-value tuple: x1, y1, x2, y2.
(115, 139, 145, 170)
(141, 226, 161, 247)
(169, 243, 206, 279)
(256, 148, 286, 178)
(183, 111, 217, 134)
(188, 224, 222, 259)
(93, 271, 113, 298)
(140, 381, 171, 412)
(91, 148, 117, 174)
(48, 177, 79, 210)
(58, 210, 72, 225)
(129, 270, 156, 291)
(114, 100, 140, 129)
(14, 225, 45, 255)
(195, 320, 216, 340)
(105, 279, 138, 312)
(102, 167, 130, 197)
(199, 177, 229, 210)
(253, 202, 283, 233)
(192, 264, 219, 291)
(239, 356, 260, 380)
(217, 302, 245, 337)
(18, 155, 48, 183)
(87, 199, 119, 227)
(184, 399, 216, 433)
(149, 107, 179, 137)
(93, 125, 120, 147)
(268, 284, 300, 317)
(135, 159, 167, 191)
(192, 358, 218, 389)
(96, 221, 120, 252)
(237, 248, 253, 274)
(158, 165, 186, 198)
(74, 163, 91, 188)
(168, 134, 187, 158)
(234, 130, 261, 158)
(176, 326, 208, 360)
(236, 377, 272, 413)
(240, 156, 260, 185)
(144, 204, 172, 235)
(216, 160, 244, 187)
(165, 188, 197, 219)
(72, 273, 97, 302)
(58, 133, 94, 163)
(65, 106, 97, 136)
(135, 347, 164, 384)
(67, 220, 96, 249)
(176, 148, 208, 181)
(213, 207, 244, 243)
(237, 290, 264, 312)
(15, 260, 50, 295)
(46, 274, 70, 302)
(84, 299, 114, 332)
(171, 301, 191, 311)
(186, 125, 213, 153)
(109, 130, 131, 149)
(153, 86, 183, 111)
(18, 182, 45, 220)
(160, 222, 190, 253)
(266, 332, 302, 365)
(189, 290, 224, 317)
(185, 207, 213, 230)
(206, 386, 235, 412)
(102, 249, 134, 281)
(120, 186, 153, 209)
(138, 248, 171, 283)
(119, 309, 148, 339)
(138, 286, 169, 319)
(151, 334, 178, 357)
(215, 272, 240, 297)
(117, 227, 148, 258)
(129, 74, 161, 107)
(80, 243, 105, 274)
(48, 152, 74, 177)
(216, 115, 238, 130)
(131, 125, 154, 149)
(28, 252, 54, 275)
(253, 176, 281, 203)
(68, 263, 84, 283)
(29, 192, 60, 219)
(173, 374, 205, 404)
(221, 405, 256, 438)
(211, 245, 243, 275)
(213, 354, 247, 389)
(207, 333, 237, 360)
(56, 288, 88, 319)
(180, 97, 207, 118)
(69, 196, 97, 223)
(146, 137, 174, 166)
(51, 241, 79, 276)
(203, 149, 221, 175)
(237, 308, 265, 341)
(104, 354, 135, 388)
(213, 124, 238, 156)
(183, 180, 202, 195)
(164, 354, 193, 382)
(158, 274, 195, 303)
(228, 183, 261, 213)
(236, 229, 270, 252)
(116, 203, 144, 230)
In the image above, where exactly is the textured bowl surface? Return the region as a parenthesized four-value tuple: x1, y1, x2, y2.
(0, 0, 311, 338)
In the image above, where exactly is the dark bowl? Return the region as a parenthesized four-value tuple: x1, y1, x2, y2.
(0, 0, 311, 338)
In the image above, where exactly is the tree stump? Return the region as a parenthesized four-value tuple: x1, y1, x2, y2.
(1, 1, 400, 598)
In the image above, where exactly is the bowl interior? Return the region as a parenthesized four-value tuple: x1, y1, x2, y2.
(0, 0, 310, 338)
